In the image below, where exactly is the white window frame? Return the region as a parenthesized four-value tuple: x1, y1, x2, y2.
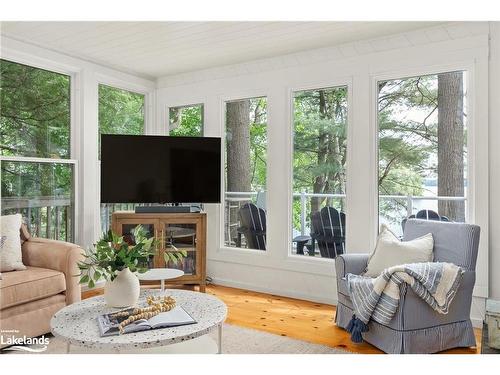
(370, 63, 475, 238)
(369, 59, 488, 298)
(95, 73, 155, 237)
(218, 91, 271, 258)
(0, 54, 80, 243)
(373, 67, 472, 234)
(286, 79, 353, 264)
(1, 36, 157, 251)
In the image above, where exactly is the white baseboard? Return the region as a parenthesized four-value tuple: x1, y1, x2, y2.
(81, 280, 105, 292)
(471, 318, 483, 328)
(209, 276, 338, 305)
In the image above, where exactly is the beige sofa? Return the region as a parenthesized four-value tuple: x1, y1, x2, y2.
(0, 225, 83, 348)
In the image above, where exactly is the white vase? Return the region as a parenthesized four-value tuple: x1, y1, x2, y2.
(104, 268, 140, 308)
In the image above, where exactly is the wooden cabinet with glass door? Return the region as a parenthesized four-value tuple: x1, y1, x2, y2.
(111, 211, 207, 292)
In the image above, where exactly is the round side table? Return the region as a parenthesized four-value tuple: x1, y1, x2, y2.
(137, 268, 184, 292)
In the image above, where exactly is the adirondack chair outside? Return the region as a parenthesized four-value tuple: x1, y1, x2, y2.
(236, 202, 346, 257)
(401, 209, 450, 231)
(236, 203, 267, 250)
(309, 206, 346, 259)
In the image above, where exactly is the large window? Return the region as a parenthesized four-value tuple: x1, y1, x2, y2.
(98, 84, 145, 232)
(0, 59, 74, 241)
(378, 71, 467, 236)
(224, 97, 267, 250)
(98, 84, 145, 157)
(169, 104, 203, 136)
(291, 86, 348, 258)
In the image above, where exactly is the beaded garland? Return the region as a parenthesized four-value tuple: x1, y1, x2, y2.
(110, 295, 177, 334)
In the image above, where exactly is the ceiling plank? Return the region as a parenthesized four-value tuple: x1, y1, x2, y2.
(0, 21, 444, 78)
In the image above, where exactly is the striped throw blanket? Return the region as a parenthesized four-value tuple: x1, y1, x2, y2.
(345, 262, 464, 343)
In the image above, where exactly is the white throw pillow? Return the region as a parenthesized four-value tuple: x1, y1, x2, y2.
(364, 224, 434, 277)
(0, 214, 26, 272)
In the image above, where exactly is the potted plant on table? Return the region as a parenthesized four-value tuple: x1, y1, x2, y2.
(78, 225, 186, 308)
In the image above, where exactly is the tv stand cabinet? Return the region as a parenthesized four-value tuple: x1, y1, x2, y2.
(111, 211, 207, 292)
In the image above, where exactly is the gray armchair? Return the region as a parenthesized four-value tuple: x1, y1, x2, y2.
(335, 219, 480, 353)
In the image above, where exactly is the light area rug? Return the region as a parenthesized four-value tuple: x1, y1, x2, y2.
(211, 324, 350, 354)
(3, 324, 351, 354)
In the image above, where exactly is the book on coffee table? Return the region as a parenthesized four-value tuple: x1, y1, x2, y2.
(97, 306, 197, 337)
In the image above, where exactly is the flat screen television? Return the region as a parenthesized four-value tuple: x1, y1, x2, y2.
(100, 134, 221, 204)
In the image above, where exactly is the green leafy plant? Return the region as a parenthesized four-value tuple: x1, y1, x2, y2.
(78, 225, 186, 288)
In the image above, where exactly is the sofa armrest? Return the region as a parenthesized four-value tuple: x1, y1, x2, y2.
(21, 237, 84, 305)
(335, 253, 369, 279)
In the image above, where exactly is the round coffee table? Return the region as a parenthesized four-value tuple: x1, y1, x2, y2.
(51, 289, 227, 353)
(137, 268, 184, 292)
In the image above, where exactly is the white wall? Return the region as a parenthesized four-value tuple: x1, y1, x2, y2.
(489, 22, 500, 300)
(156, 22, 491, 324)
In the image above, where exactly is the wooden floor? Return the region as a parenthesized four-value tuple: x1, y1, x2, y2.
(82, 284, 480, 354)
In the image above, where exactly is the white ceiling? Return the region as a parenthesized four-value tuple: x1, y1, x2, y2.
(1, 22, 442, 79)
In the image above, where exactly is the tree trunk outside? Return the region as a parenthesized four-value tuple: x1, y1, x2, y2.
(226, 100, 251, 243)
(326, 98, 346, 210)
(226, 100, 251, 192)
(169, 107, 180, 132)
(437, 72, 465, 221)
(311, 91, 327, 216)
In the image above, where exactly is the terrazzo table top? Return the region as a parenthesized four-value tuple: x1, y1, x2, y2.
(51, 289, 227, 350)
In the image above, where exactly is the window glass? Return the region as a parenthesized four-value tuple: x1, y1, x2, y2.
(0, 59, 70, 158)
(291, 87, 348, 258)
(169, 104, 203, 137)
(98, 84, 144, 158)
(1, 161, 74, 241)
(378, 71, 467, 236)
(0, 59, 74, 241)
(98, 84, 145, 233)
(224, 97, 267, 250)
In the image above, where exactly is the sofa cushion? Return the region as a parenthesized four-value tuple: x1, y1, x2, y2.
(0, 293, 66, 320)
(0, 266, 66, 309)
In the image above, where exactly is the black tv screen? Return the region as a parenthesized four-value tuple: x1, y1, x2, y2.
(100, 135, 221, 204)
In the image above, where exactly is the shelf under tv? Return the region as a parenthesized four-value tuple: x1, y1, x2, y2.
(135, 205, 200, 214)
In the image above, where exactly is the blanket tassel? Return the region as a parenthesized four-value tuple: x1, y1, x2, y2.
(346, 314, 369, 343)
